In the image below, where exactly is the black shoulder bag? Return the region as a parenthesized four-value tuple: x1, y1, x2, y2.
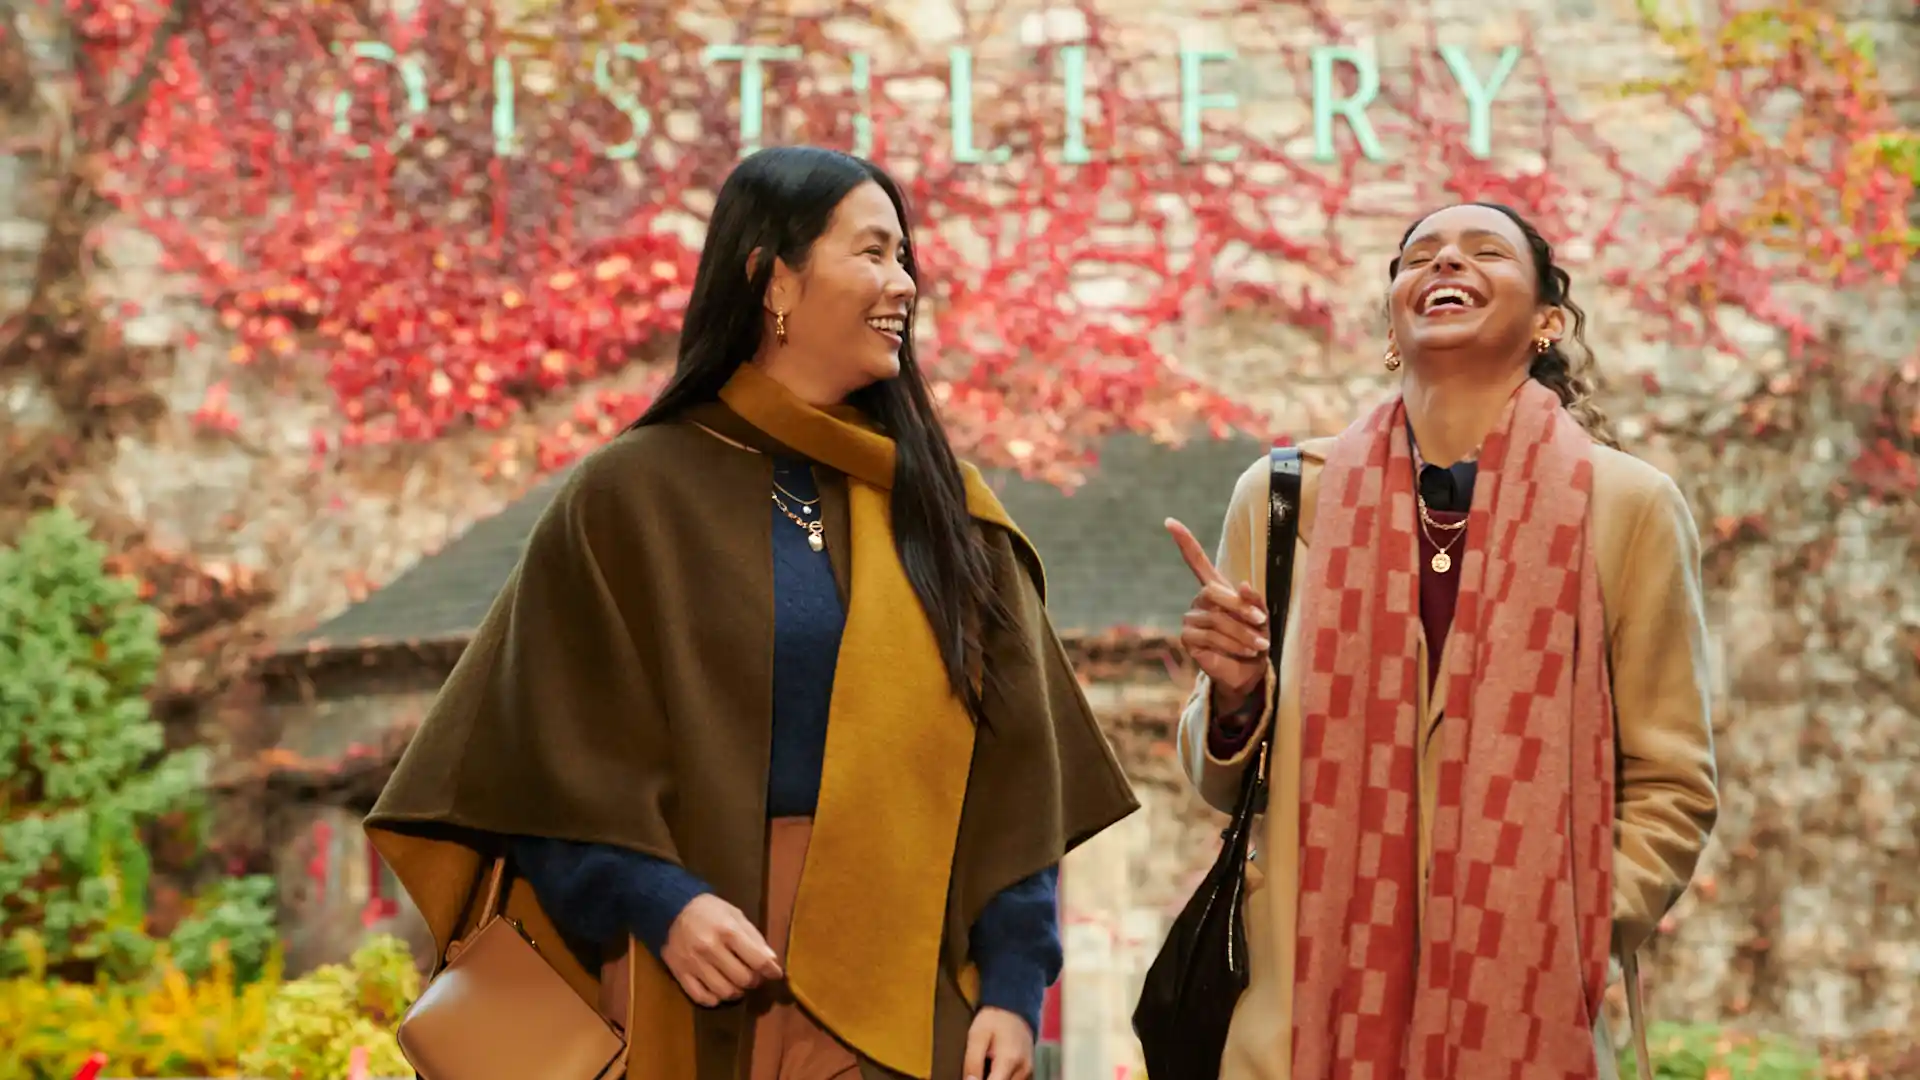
(1132, 445, 1302, 1080)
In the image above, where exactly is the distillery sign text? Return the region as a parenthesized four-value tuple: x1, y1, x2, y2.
(330, 43, 1525, 164)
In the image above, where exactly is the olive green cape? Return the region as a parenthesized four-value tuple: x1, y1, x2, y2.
(365, 365, 1139, 1079)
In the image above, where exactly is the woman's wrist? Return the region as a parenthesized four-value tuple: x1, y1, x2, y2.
(1210, 677, 1264, 720)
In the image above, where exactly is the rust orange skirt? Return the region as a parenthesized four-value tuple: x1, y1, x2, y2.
(598, 817, 861, 1079)
(748, 816, 861, 1080)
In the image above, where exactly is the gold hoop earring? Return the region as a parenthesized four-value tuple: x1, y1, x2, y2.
(1383, 343, 1401, 371)
(1534, 336, 1552, 354)
(774, 310, 788, 346)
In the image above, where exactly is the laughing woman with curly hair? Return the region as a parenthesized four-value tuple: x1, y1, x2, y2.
(1166, 202, 1718, 1079)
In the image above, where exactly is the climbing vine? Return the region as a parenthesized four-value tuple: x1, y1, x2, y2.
(0, 0, 1913, 1062)
(0, 0, 1901, 699)
(0, 0, 1903, 738)
(1619, 0, 1918, 502)
(5, 0, 1900, 495)
(1627, 0, 1912, 304)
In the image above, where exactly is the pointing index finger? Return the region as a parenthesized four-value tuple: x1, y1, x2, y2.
(1164, 518, 1225, 586)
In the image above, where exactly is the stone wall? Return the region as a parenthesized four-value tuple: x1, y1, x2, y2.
(3, 0, 1917, 1074)
(947, 0, 1919, 1071)
(1058, 676, 1220, 1080)
(255, 666, 446, 973)
(992, 3, 1920, 1074)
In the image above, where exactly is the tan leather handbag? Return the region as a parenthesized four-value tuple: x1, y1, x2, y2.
(395, 855, 631, 1080)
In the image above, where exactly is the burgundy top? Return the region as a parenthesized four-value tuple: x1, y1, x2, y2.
(1208, 435, 1473, 757)
(1418, 506, 1468, 688)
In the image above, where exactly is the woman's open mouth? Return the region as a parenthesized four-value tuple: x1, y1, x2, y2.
(1416, 284, 1486, 318)
(866, 315, 905, 346)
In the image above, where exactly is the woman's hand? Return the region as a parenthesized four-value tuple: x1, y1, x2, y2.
(661, 894, 783, 1007)
(1166, 518, 1270, 714)
(963, 1006, 1035, 1080)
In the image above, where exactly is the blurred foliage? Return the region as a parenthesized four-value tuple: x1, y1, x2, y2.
(0, 935, 417, 1080)
(166, 877, 281, 987)
(1626, 1022, 1824, 1080)
(0, 942, 276, 1080)
(238, 934, 417, 1080)
(0, 507, 277, 981)
(1, 505, 197, 979)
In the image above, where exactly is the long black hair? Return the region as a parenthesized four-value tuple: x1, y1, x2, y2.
(630, 145, 1008, 720)
(1390, 201, 1620, 447)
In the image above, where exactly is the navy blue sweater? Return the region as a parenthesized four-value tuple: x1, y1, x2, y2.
(512, 456, 1060, 1036)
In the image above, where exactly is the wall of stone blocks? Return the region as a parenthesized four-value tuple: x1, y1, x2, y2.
(3, 0, 1917, 1069)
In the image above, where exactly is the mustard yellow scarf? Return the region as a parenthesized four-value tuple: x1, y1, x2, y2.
(717, 363, 1034, 1077)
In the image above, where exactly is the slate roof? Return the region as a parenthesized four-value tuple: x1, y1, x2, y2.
(277, 431, 1271, 654)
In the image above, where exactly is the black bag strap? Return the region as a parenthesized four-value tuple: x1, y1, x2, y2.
(1225, 445, 1303, 824)
(1265, 445, 1304, 663)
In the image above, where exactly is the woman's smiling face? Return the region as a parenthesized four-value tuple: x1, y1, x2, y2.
(1387, 203, 1548, 364)
(764, 181, 917, 401)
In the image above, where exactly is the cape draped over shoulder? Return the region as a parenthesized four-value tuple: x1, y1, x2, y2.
(365, 363, 1139, 1080)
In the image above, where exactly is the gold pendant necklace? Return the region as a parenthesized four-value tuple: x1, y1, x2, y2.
(773, 478, 819, 510)
(687, 422, 829, 553)
(1417, 495, 1464, 573)
(772, 491, 826, 552)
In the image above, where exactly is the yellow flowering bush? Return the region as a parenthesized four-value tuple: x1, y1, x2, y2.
(0, 935, 416, 1080)
(238, 936, 417, 1080)
(0, 943, 275, 1080)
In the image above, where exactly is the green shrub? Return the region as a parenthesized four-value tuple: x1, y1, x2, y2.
(166, 876, 282, 986)
(1628, 1022, 1823, 1080)
(240, 935, 417, 1080)
(0, 507, 276, 982)
(0, 507, 189, 979)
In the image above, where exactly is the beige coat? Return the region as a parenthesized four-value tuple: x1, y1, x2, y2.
(1177, 437, 1719, 1079)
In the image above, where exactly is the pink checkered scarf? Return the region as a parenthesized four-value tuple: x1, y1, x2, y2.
(1290, 380, 1615, 1079)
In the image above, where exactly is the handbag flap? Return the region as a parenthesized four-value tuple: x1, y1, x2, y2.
(397, 916, 627, 1080)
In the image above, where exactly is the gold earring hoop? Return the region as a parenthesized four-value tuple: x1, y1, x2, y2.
(774, 310, 788, 346)
(1383, 343, 1401, 371)
(1534, 336, 1552, 354)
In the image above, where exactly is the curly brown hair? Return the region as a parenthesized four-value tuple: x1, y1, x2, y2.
(1390, 202, 1620, 449)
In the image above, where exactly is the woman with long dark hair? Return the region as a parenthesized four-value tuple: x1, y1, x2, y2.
(368, 145, 1139, 1080)
(1165, 202, 1718, 1078)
